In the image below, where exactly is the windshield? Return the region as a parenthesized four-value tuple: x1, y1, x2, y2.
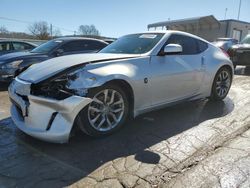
(241, 35, 250, 44)
(31, 40, 63, 53)
(99, 33, 164, 54)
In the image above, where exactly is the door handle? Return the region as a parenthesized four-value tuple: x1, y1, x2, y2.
(201, 56, 205, 66)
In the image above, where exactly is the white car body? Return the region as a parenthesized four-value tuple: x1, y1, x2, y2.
(8, 31, 233, 143)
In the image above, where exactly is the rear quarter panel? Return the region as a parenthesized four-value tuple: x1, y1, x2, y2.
(200, 44, 234, 97)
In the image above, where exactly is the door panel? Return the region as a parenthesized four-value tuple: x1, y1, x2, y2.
(149, 54, 205, 106)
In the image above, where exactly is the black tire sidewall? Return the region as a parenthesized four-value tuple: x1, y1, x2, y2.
(77, 84, 129, 137)
(210, 67, 232, 101)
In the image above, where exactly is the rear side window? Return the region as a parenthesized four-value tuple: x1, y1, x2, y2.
(62, 41, 85, 52)
(166, 34, 199, 55)
(86, 40, 107, 50)
(13, 42, 34, 50)
(62, 40, 107, 52)
(0, 42, 11, 51)
(196, 40, 208, 53)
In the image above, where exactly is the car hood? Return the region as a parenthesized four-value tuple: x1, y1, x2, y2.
(0, 51, 46, 64)
(18, 53, 140, 83)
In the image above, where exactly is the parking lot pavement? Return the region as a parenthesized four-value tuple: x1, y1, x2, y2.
(0, 82, 10, 120)
(159, 128, 250, 188)
(0, 67, 250, 188)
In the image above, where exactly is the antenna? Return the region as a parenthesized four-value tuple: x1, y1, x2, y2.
(237, 0, 242, 20)
(224, 8, 228, 19)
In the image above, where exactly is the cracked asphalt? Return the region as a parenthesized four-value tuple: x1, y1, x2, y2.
(0, 67, 250, 188)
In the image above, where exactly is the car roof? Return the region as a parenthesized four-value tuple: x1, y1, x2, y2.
(52, 37, 109, 44)
(130, 30, 209, 43)
(0, 40, 37, 46)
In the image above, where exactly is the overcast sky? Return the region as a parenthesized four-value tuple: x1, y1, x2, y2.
(0, 0, 249, 38)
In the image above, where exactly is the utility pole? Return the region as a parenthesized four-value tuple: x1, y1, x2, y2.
(50, 24, 53, 37)
(237, 0, 242, 20)
(224, 8, 228, 19)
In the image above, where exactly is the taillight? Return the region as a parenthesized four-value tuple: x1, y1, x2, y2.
(220, 47, 229, 57)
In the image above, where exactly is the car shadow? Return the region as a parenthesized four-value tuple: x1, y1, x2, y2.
(6, 97, 234, 184)
(0, 82, 9, 91)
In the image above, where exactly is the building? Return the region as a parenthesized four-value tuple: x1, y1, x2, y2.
(148, 15, 250, 42)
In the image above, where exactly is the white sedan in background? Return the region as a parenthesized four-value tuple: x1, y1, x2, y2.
(9, 31, 233, 143)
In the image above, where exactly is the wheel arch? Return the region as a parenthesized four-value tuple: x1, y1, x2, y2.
(216, 64, 234, 79)
(103, 79, 135, 118)
(208, 64, 233, 98)
(72, 78, 134, 137)
(223, 64, 233, 74)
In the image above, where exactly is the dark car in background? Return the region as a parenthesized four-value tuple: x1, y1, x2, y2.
(0, 37, 108, 82)
(228, 35, 250, 68)
(103, 38, 116, 44)
(0, 40, 37, 56)
(213, 38, 238, 52)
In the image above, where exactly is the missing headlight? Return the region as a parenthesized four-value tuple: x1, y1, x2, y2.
(30, 67, 88, 100)
(31, 81, 74, 100)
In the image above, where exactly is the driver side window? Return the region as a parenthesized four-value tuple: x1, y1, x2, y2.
(165, 34, 199, 55)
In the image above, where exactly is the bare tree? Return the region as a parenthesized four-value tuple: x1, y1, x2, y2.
(28, 21, 50, 40)
(0, 26, 8, 34)
(78, 25, 100, 36)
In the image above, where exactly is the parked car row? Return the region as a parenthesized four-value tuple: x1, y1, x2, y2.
(0, 40, 37, 56)
(0, 37, 109, 82)
(212, 38, 238, 53)
(228, 34, 250, 68)
(212, 35, 250, 68)
(7, 31, 234, 143)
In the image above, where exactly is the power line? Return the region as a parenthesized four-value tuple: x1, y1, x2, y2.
(0, 16, 75, 34)
(0, 16, 32, 24)
(52, 24, 75, 33)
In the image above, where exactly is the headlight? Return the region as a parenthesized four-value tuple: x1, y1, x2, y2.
(2, 60, 23, 69)
(31, 67, 89, 100)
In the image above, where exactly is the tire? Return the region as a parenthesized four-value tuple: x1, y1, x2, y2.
(209, 67, 232, 101)
(76, 84, 129, 137)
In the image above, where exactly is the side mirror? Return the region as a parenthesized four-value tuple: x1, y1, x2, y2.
(54, 49, 64, 57)
(163, 44, 183, 54)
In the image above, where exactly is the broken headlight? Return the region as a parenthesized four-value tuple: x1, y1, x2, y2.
(2, 60, 23, 69)
(31, 68, 88, 100)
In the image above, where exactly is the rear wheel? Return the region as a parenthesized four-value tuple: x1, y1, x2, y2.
(209, 67, 232, 101)
(77, 84, 129, 137)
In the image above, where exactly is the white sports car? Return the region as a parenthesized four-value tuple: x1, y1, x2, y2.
(9, 31, 233, 143)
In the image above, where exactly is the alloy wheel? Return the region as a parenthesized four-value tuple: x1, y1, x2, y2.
(215, 70, 231, 98)
(87, 89, 125, 132)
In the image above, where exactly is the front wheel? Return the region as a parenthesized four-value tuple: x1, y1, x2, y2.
(209, 67, 232, 101)
(76, 84, 129, 137)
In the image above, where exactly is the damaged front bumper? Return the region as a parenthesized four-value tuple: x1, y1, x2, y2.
(9, 77, 92, 143)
